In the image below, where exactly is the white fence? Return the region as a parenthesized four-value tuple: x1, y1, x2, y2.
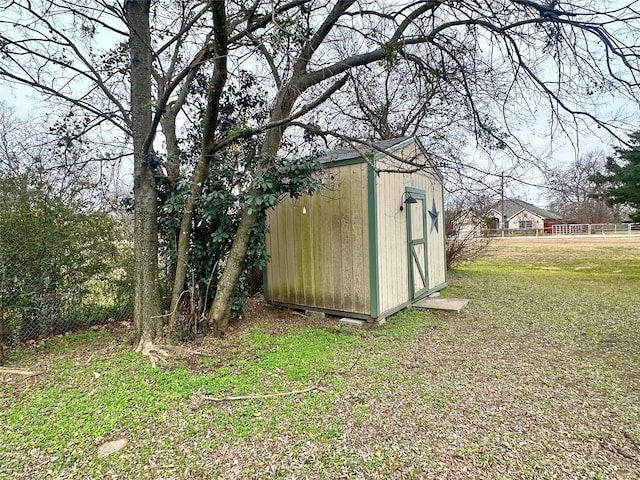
(551, 223, 640, 235)
(480, 223, 640, 237)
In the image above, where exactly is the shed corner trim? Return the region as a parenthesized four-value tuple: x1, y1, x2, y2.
(367, 162, 380, 318)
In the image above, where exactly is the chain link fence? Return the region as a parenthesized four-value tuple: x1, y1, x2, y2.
(0, 224, 134, 353)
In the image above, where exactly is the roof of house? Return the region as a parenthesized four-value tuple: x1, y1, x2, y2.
(316, 136, 412, 164)
(494, 199, 563, 220)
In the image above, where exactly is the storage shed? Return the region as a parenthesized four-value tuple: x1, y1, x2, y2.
(264, 136, 447, 321)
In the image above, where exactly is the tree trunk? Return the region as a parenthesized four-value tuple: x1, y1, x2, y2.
(168, 150, 212, 332)
(161, 110, 182, 188)
(207, 87, 298, 335)
(159, 109, 181, 301)
(158, 69, 198, 316)
(207, 204, 260, 334)
(128, 0, 163, 352)
(168, 0, 228, 333)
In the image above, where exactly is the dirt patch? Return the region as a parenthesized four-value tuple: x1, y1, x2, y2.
(229, 295, 340, 335)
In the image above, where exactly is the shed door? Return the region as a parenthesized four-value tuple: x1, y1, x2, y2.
(406, 190, 428, 299)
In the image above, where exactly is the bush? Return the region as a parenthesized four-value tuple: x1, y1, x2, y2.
(0, 173, 130, 345)
(445, 196, 492, 269)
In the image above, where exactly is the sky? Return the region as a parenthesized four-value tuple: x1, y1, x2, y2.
(1, 0, 639, 210)
(1, 73, 631, 210)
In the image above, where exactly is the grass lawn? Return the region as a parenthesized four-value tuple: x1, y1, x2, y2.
(1, 237, 639, 479)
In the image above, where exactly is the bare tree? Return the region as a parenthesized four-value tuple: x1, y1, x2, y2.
(291, 2, 640, 195)
(207, 0, 452, 333)
(0, 102, 32, 176)
(445, 194, 494, 269)
(545, 151, 621, 223)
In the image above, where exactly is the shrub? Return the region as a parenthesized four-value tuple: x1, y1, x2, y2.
(0, 173, 129, 344)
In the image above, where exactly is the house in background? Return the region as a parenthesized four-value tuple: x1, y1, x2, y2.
(264, 136, 447, 322)
(488, 199, 563, 233)
(447, 209, 486, 239)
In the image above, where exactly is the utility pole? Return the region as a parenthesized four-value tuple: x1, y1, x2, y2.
(501, 172, 505, 238)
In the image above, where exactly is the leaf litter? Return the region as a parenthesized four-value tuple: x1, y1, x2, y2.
(1, 237, 639, 479)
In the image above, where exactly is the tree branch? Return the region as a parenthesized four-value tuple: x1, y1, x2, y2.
(209, 75, 349, 156)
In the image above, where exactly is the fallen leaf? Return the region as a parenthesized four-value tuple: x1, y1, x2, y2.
(97, 438, 128, 458)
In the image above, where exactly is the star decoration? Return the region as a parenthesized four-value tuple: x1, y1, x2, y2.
(428, 199, 439, 233)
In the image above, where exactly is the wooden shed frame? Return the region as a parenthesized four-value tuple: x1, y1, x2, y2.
(264, 137, 447, 321)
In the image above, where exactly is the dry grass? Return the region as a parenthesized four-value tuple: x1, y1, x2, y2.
(1, 237, 639, 479)
(485, 235, 640, 261)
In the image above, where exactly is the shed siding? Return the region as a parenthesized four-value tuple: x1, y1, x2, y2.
(376, 143, 447, 313)
(265, 162, 370, 315)
(427, 180, 447, 289)
(376, 169, 412, 313)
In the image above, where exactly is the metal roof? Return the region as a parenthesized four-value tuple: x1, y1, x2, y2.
(316, 137, 411, 164)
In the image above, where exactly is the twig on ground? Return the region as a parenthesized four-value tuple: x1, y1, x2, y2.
(202, 351, 363, 403)
(154, 344, 216, 358)
(203, 381, 329, 402)
(0, 367, 40, 376)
